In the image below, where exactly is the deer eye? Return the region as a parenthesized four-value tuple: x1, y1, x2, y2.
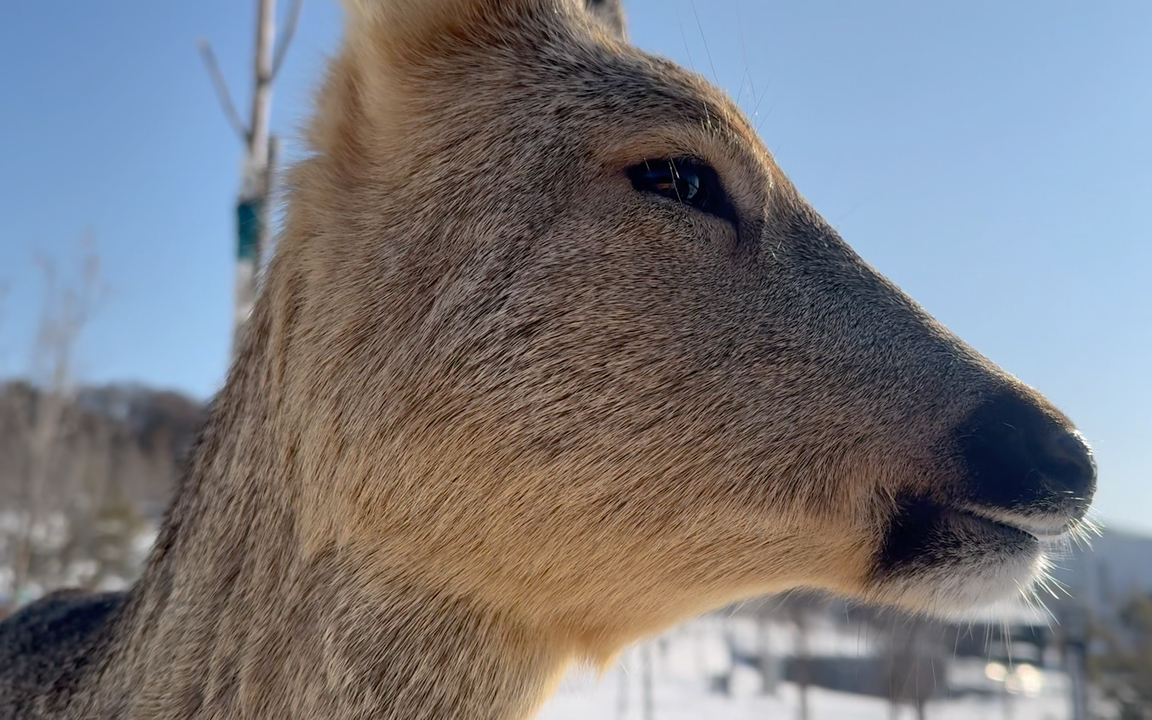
(626, 158, 734, 223)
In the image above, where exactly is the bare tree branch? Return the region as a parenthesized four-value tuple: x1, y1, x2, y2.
(0, 278, 8, 377)
(197, 40, 249, 144)
(271, 0, 304, 81)
(5, 236, 105, 611)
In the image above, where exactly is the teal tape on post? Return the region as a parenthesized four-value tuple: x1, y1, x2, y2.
(236, 198, 263, 261)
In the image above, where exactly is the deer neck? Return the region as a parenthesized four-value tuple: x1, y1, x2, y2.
(101, 311, 569, 719)
(110, 440, 568, 718)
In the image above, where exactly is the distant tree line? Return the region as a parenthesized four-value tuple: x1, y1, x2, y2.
(0, 381, 205, 611)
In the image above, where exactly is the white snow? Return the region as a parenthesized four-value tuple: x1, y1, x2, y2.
(536, 618, 1077, 720)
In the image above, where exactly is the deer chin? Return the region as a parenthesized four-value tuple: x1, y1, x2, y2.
(865, 496, 1055, 616)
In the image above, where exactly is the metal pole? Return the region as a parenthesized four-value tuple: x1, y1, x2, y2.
(1067, 643, 1089, 720)
(641, 643, 654, 720)
(1063, 605, 1089, 720)
(795, 610, 810, 720)
(616, 651, 629, 720)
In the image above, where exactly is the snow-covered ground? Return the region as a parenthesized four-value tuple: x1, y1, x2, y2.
(537, 616, 1075, 720)
(541, 675, 1070, 720)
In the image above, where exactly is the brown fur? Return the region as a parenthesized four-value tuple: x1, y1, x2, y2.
(0, 0, 1094, 718)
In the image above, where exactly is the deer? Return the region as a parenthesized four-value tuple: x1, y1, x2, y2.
(0, 0, 1095, 718)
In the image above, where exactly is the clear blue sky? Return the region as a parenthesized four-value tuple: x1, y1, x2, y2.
(1, 1, 1148, 532)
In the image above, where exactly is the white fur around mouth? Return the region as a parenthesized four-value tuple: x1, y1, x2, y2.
(870, 504, 1069, 616)
(959, 511, 1038, 542)
(959, 506, 1080, 542)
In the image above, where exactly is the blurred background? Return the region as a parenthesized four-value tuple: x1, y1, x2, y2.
(0, 0, 1148, 718)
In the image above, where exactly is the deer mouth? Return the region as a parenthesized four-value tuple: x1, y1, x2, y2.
(958, 510, 1044, 547)
(862, 497, 1064, 614)
(874, 494, 1042, 581)
(959, 505, 1083, 542)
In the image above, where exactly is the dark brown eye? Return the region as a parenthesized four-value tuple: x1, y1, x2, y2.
(626, 158, 735, 224)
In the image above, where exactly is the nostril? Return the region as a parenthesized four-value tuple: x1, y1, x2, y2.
(953, 390, 1096, 517)
(1039, 429, 1097, 499)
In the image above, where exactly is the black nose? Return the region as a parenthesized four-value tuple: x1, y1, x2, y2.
(953, 390, 1096, 518)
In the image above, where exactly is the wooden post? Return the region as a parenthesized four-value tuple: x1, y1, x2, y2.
(200, 0, 302, 358)
(232, 0, 276, 356)
(249, 0, 274, 177)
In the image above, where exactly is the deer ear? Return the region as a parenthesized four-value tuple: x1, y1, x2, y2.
(340, 0, 486, 26)
(338, 0, 501, 55)
(339, 0, 541, 53)
(584, 0, 626, 40)
(339, 0, 624, 59)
